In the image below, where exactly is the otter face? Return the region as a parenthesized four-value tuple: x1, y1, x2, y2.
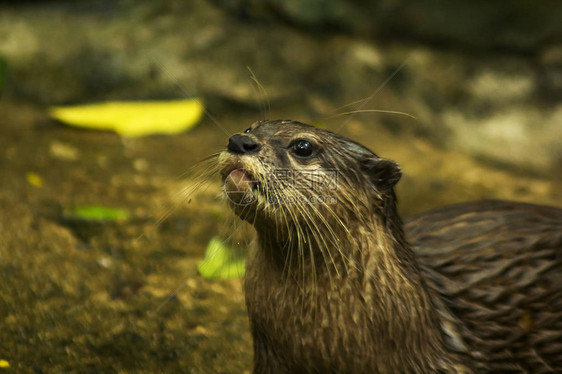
(218, 120, 402, 233)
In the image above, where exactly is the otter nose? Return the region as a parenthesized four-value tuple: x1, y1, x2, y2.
(227, 134, 262, 154)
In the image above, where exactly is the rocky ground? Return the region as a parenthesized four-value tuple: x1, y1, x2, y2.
(0, 0, 561, 372)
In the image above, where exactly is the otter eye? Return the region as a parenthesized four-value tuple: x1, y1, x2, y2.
(244, 128, 251, 133)
(290, 139, 314, 158)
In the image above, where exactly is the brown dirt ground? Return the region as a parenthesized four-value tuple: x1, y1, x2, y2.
(1, 101, 560, 373)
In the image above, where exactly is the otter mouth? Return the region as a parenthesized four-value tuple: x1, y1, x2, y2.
(223, 167, 264, 205)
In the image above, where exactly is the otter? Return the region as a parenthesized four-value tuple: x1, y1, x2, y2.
(218, 120, 562, 373)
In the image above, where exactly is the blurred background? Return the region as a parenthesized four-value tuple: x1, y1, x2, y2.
(1, 0, 561, 372)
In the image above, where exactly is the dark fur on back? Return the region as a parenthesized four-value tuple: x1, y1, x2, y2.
(407, 200, 562, 372)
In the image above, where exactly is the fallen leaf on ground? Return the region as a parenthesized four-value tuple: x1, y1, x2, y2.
(26, 172, 43, 187)
(198, 237, 246, 280)
(63, 205, 130, 222)
(49, 99, 204, 137)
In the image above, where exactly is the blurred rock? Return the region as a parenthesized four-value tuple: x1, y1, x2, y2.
(0, 0, 560, 175)
(215, 0, 562, 52)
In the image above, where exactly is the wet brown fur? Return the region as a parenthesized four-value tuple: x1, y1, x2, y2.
(218, 120, 562, 373)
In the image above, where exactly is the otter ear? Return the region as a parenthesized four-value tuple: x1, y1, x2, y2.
(362, 157, 402, 191)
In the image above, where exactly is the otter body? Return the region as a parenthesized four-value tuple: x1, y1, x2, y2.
(408, 200, 562, 372)
(219, 120, 562, 373)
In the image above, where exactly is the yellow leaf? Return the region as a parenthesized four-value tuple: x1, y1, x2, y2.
(0, 359, 10, 368)
(26, 172, 43, 187)
(49, 99, 204, 137)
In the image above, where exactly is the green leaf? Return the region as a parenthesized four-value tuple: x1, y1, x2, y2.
(64, 205, 130, 222)
(197, 237, 246, 280)
(49, 99, 204, 137)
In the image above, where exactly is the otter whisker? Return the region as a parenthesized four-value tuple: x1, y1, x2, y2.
(247, 66, 271, 121)
(272, 175, 327, 294)
(283, 185, 341, 281)
(334, 54, 412, 133)
(176, 152, 222, 179)
(324, 109, 417, 121)
(136, 157, 220, 246)
(298, 192, 362, 277)
(327, 95, 375, 114)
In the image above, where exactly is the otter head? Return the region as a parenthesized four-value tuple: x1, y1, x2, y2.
(218, 120, 402, 239)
